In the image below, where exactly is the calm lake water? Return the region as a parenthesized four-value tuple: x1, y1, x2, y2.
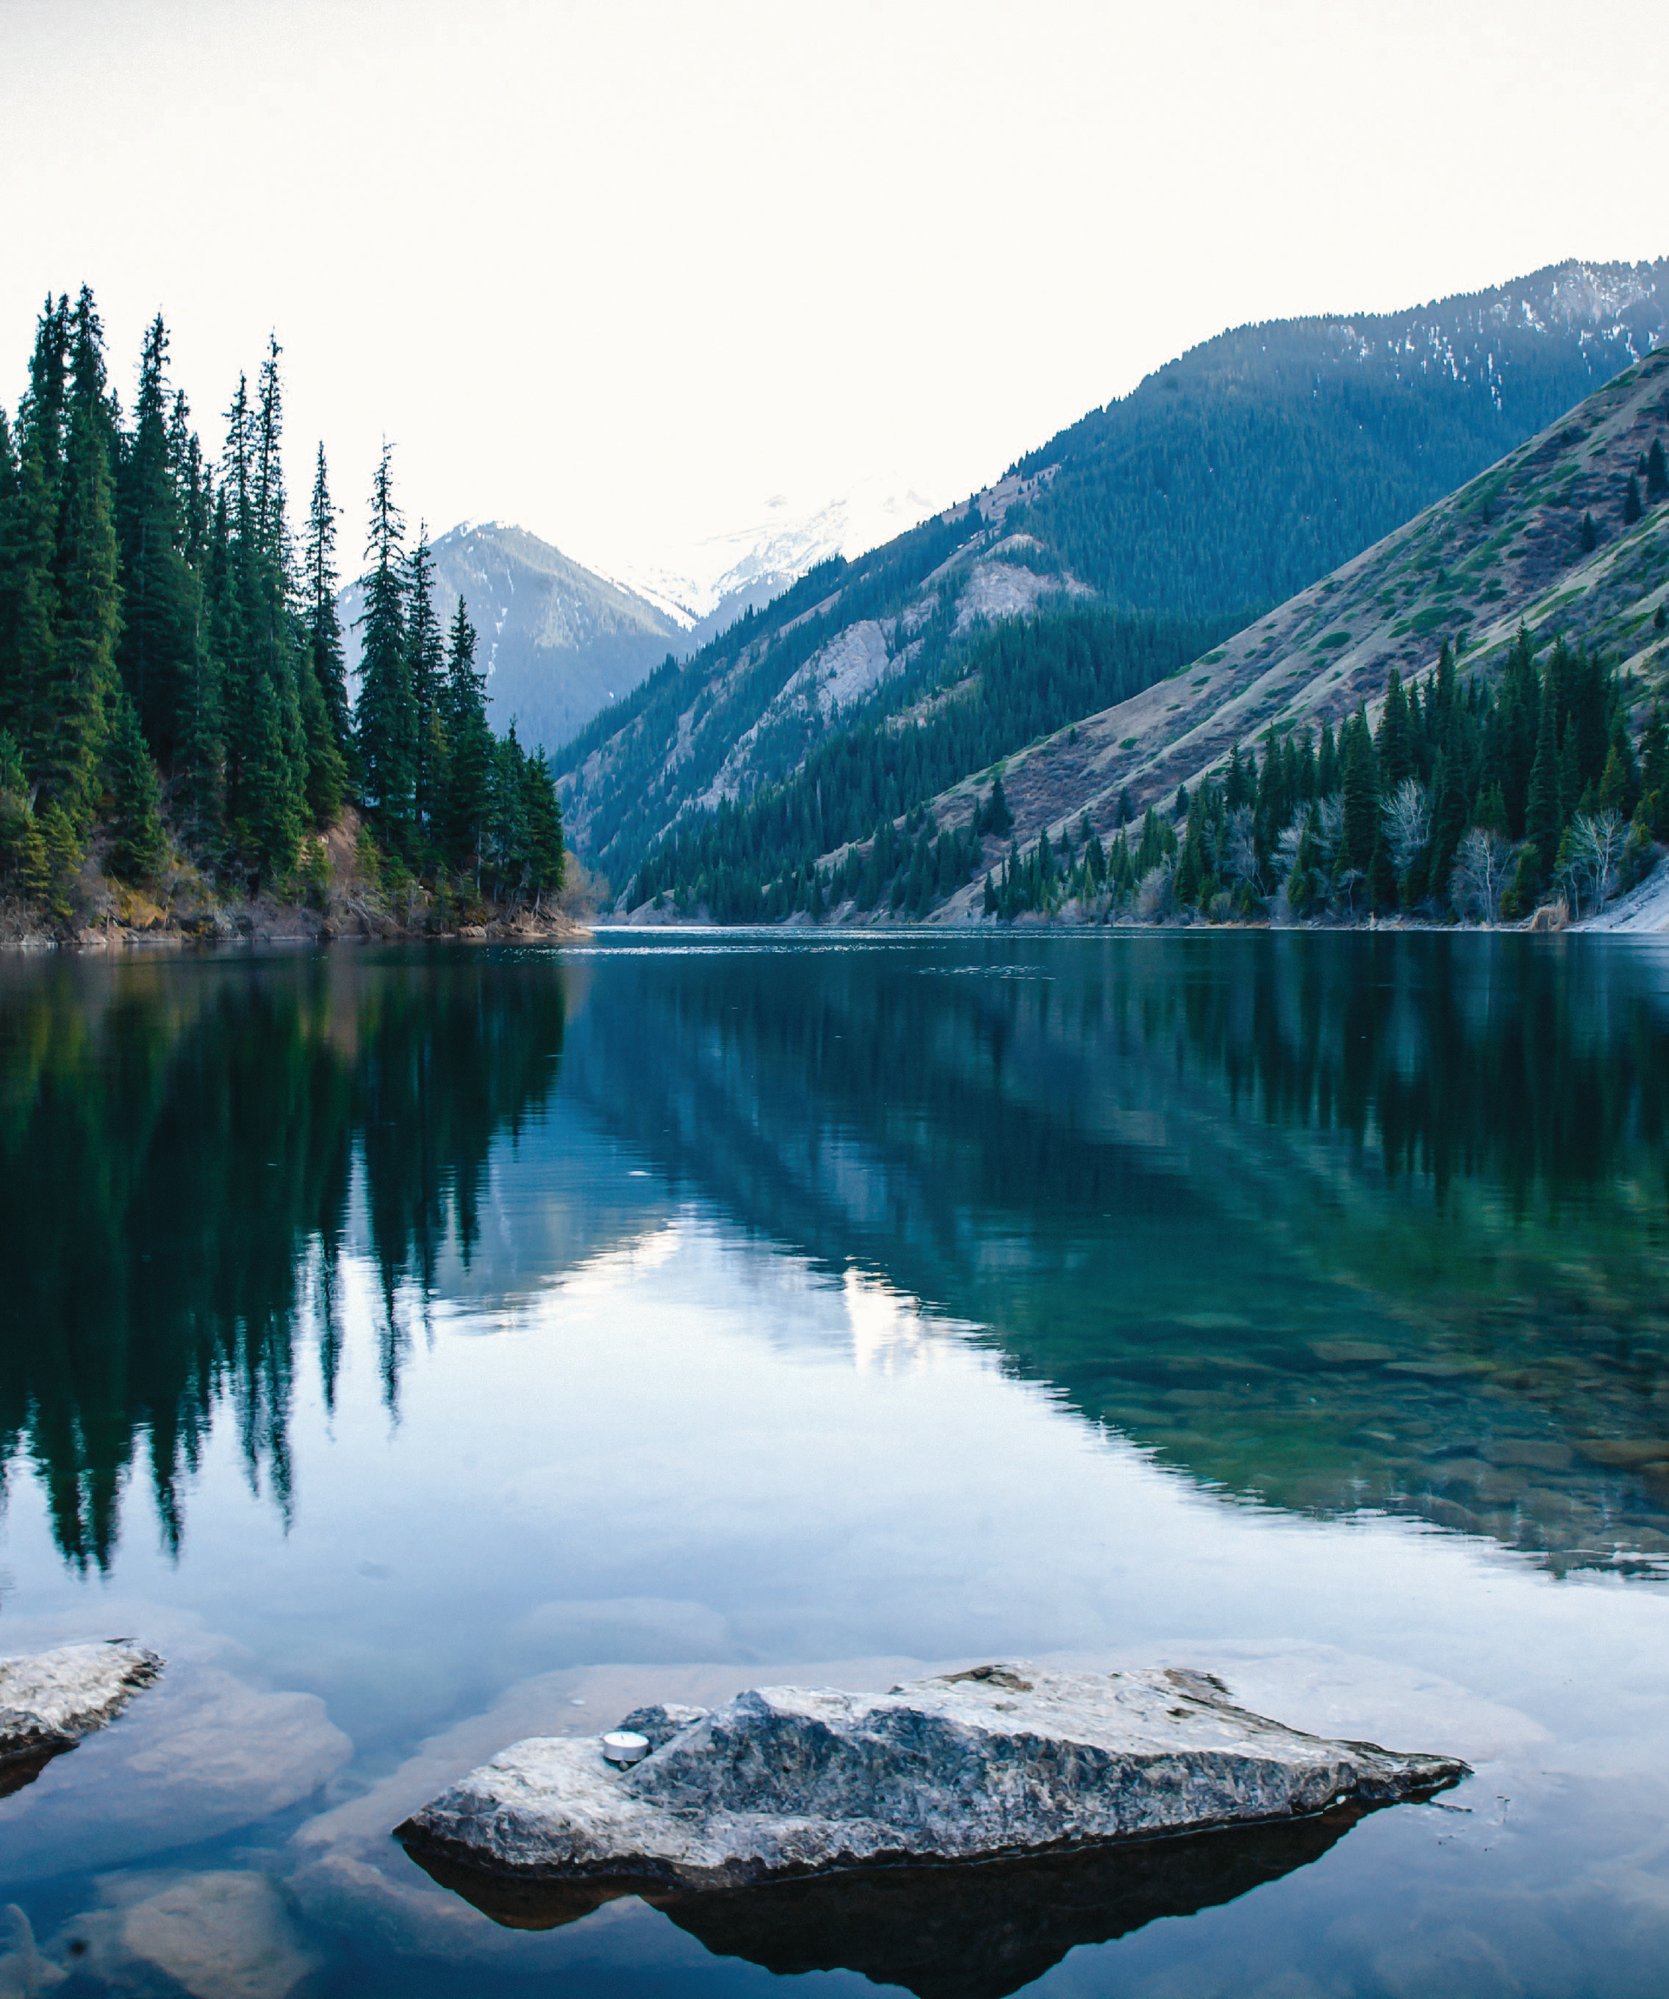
(2, 930, 1667, 1997)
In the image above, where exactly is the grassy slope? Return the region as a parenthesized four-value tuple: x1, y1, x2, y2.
(917, 350, 1669, 918)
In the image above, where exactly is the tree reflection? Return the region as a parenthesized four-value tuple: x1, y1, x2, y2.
(0, 952, 566, 1570)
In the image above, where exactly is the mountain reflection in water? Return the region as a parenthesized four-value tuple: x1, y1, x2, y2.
(2, 932, 1667, 1582)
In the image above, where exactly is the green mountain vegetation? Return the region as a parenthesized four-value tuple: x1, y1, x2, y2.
(556, 258, 1668, 918)
(0, 291, 565, 937)
(954, 350, 1669, 925)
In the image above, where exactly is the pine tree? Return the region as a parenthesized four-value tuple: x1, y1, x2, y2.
(116, 314, 199, 765)
(1579, 511, 1599, 554)
(105, 688, 167, 883)
(303, 445, 353, 763)
(246, 671, 304, 885)
(34, 800, 82, 921)
(1339, 710, 1378, 872)
(48, 293, 122, 825)
(405, 527, 446, 844)
(1525, 680, 1560, 882)
(354, 444, 416, 848)
(1648, 438, 1669, 504)
(1624, 475, 1644, 527)
(440, 596, 491, 880)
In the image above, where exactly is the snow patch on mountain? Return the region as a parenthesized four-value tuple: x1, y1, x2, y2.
(610, 478, 946, 629)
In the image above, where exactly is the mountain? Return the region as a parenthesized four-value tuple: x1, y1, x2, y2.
(553, 256, 1669, 911)
(340, 522, 682, 753)
(921, 346, 1669, 917)
(613, 479, 945, 640)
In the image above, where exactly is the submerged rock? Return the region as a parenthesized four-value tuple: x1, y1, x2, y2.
(398, 1662, 1466, 1894)
(0, 1641, 161, 1797)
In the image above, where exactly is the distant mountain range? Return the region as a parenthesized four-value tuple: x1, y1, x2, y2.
(338, 487, 940, 754)
(548, 255, 1669, 911)
(338, 521, 682, 754)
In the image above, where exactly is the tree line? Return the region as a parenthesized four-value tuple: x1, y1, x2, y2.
(0, 288, 563, 924)
(630, 604, 1229, 921)
(992, 632, 1665, 924)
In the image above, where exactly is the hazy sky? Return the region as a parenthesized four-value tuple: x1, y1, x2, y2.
(4, 0, 1666, 580)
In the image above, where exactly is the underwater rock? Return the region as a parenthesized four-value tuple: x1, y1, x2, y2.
(0, 1663, 351, 1881)
(398, 1662, 1467, 1893)
(0, 1642, 161, 1797)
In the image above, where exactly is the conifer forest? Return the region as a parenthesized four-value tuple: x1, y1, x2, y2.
(0, 290, 564, 933)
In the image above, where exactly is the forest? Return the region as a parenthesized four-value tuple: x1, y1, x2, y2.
(1005, 286, 1664, 620)
(629, 604, 1233, 920)
(990, 632, 1666, 924)
(0, 289, 564, 932)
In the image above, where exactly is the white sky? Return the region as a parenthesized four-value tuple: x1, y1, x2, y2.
(3, 0, 1666, 581)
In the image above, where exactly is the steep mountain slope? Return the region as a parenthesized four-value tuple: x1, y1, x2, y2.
(563, 256, 1668, 913)
(1011, 258, 1669, 618)
(341, 522, 681, 752)
(922, 347, 1669, 919)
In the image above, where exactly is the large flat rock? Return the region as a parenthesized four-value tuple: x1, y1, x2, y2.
(0, 1641, 161, 1796)
(398, 1662, 1467, 1893)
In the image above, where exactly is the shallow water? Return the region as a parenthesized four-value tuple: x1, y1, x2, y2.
(1, 931, 1666, 1996)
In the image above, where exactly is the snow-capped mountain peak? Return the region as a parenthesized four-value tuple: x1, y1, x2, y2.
(607, 478, 946, 631)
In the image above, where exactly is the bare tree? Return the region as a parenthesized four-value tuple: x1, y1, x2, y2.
(1313, 794, 1345, 866)
(1381, 778, 1429, 877)
(1559, 809, 1625, 916)
(1275, 813, 1307, 881)
(1450, 827, 1511, 923)
(1135, 857, 1176, 922)
(1224, 804, 1262, 892)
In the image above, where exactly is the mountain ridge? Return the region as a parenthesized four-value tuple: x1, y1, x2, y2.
(554, 255, 1667, 913)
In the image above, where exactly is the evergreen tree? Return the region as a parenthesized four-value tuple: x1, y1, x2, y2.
(47, 293, 122, 826)
(354, 444, 416, 848)
(302, 445, 353, 763)
(105, 688, 167, 883)
(440, 596, 491, 880)
(116, 314, 198, 765)
(405, 527, 446, 842)
(1525, 677, 1561, 882)
(1624, 475, 1644, 527)
(1648, 438, 1669, 504)
(1339, 710, 1379, 872)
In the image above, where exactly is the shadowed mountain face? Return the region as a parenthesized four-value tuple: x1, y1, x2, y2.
(410, 1808, 1364, 1999)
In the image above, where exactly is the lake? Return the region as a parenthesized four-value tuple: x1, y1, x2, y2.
(1, 930, 1667, 1997)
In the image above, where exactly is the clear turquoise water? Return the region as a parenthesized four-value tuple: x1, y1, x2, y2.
(1, 931, 1666, 1996)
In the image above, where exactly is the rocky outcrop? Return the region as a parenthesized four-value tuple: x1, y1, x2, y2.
(398, 1662, 1466, 1895)
(0, 1641, 162, 1797)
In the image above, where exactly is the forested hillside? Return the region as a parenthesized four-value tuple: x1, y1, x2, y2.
(561, 258, 1667, 915)
(930, 347, 1669, 926)
(1010, 259, 1668, 617)
(0, 291, 564, 936)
